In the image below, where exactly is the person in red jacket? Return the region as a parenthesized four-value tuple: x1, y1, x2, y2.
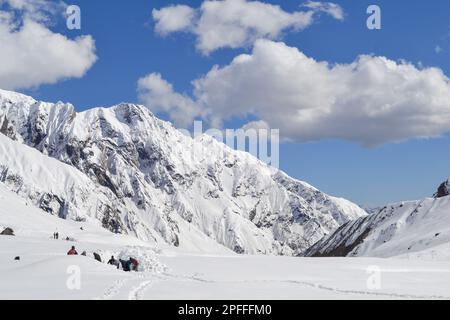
(67, 246, 78, 255)
(129, 257, 139, 271)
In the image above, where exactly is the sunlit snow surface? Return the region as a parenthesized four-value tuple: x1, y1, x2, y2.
(1, 184, 449, 300)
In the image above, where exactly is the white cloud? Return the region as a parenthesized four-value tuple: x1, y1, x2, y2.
(137, 73, 204, 127)
(138, 40, 450, 146)
(0, 0, 65, 23)
(152, 4, 196, 36)
(302, 1, 344, 20)
(152, 0, 344, 54)
(0, 0, 97, 90)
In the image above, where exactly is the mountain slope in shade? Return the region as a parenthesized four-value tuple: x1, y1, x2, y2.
(0, 89, 366, 255)
(306, 182, 450, 258)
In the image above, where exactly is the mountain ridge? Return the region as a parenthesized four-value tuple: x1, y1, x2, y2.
(306, 181, 450, 258)
(0, 88, 367, 255)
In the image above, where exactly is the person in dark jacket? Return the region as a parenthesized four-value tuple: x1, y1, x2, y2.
(119, 258, 129, 271)
(118, 258, 138, 272)
(67, 246, 78, 255)
(108, 256, 120, 269)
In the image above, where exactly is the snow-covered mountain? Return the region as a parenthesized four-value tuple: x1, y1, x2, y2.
(0, 89, 367, 255)
(305, 182, 450, 258)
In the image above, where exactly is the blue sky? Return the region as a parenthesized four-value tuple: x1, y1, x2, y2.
(4, 0, 450, 206)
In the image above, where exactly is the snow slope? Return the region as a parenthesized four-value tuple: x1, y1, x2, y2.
(306, 192, 450, 258)
(1, 185, 449, 300)
(0, 89, 367, 255)
(0, 133, 232, 254)
(0, 183, 165, 299)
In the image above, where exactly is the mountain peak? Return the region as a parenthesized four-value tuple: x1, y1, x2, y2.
(0, 89, 36, 105)
(0, 89, 367, 255)
(434, 179, 450, 198)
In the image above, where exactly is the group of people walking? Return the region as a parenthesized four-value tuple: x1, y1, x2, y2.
(67, 246, 139, 272)
(108, 256, 139, 272)
(67, 246, 87, 256)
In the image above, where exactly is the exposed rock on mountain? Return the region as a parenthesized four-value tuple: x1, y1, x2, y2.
(0, 89, 367, 255)
(434, 179, 450, 198)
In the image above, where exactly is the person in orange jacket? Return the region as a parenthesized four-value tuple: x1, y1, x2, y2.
(67, 246, 78, 255)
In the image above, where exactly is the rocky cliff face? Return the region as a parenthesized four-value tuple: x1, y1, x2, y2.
(0, 89, 367, 255)
(434, 179, 450, 198)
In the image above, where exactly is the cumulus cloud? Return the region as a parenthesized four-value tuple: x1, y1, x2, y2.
(0, 0, 97, 90)
(1, 0, 65, 22)
(152, 4, 196, 35)
(137, 73, 204, 127)
(152, 0, 344, 54)
(138, 40, 450, 146)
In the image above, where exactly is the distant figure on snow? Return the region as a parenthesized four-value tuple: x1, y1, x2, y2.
(67, 246, 78, 255)
(119, 258, 139, 272)
(81, 251, 87, 256)
(93, 252, 102, 263)
(129, 257, 139, 271)
(119, 258, 129, 271)
(108, 256, 120, 269)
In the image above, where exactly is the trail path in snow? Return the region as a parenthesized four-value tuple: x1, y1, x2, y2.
(128, 279, 153, 300)
(135, 255, 450, 300)
(95, 272, 157, 300)
(95, 279, 129, 300)
(140, 272, 450, 300)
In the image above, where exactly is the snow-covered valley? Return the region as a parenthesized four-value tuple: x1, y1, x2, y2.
(1, 182, 450, 300)
(1, 89, 450, 300)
